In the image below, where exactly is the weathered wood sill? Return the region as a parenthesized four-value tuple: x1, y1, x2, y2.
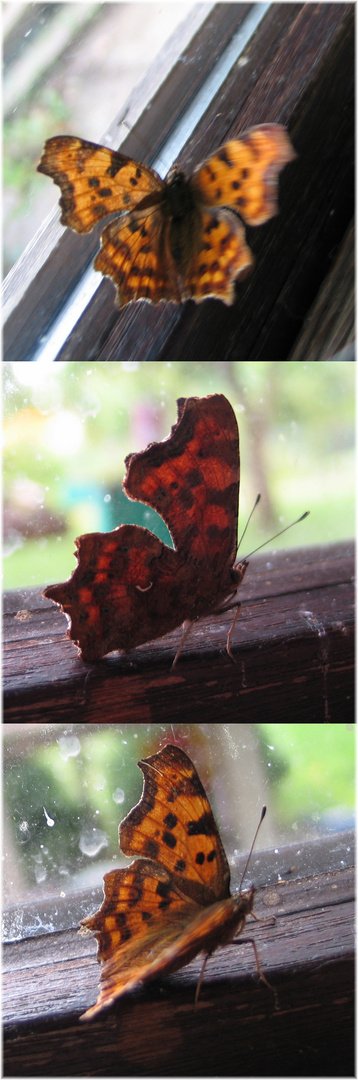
(3, 540, 354, 722)
(3, 833, 354, 1077)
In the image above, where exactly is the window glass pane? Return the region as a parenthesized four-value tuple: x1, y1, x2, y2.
(3, 360, 354, 590)
(3, 722, 354, 940)
(4, 1, 194, 274)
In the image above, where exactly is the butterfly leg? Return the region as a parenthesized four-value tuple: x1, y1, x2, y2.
(233, 935, 279, 1010)
(194, 952, 211, 1008)
(226, 602, 242, 662)
(251, 911, 276, 928)
(211, 590, 242, 662)
(171, 619, 193, 668)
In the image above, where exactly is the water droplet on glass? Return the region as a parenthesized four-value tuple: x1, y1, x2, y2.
(93, 776, 106, 792)
(79, 828, 108, 858)
(58, 734, 81, 761)
(35, 864, 47, 884)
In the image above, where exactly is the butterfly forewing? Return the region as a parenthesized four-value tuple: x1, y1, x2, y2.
(120, 745, 231, 905)
(124, 394, 239, 572)
(193, 125, 296, 226)
(37, 135, 163, 232)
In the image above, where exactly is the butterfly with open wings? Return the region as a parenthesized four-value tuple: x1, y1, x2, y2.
(38, 124, 295, 306)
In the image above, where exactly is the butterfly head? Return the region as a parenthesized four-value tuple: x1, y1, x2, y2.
(231, 558, 248, 589)
(235, 883, 256, 918)
(165, 168, 195, 219)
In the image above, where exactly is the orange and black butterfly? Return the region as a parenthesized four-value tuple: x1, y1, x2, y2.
(80, 743, 271, 1020)
(37, 124, 295, 307)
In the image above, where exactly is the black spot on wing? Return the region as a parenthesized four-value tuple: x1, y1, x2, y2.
(187, 812, 216, 836)
(164, 812, 178, 830)
(163, 830, 177, 849)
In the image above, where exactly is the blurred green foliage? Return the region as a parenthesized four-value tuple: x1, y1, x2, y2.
(258, 723, 355, 821)
(4, 88, 71, 270)
(4, 88, 70, 194)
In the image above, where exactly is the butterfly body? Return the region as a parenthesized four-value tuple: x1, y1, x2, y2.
(163, 170, 203, 284)
(43, 394, 248, 664)
(38, 124, 295, 306)
(144, 888, 256, 972)
(80, 744, 261, 1020)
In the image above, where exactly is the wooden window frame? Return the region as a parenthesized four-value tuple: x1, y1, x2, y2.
(4, 540, 354, 722)
(3, 830, 354, 1076)
(3, 2, 354, 364)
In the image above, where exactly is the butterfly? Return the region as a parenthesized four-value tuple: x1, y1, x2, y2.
(37, 124, 295, 307)
(80, 743, 270, 1020)
(43, 394, 248, 664)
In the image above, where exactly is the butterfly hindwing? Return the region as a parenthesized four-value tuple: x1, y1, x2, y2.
(81, 857, 198, 961)
(80, 856, 199, 1019)
(185, 209, 253, 303)
(94, 205, 182, 305)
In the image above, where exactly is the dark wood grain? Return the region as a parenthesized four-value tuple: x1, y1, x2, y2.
(3, 541, 354, 723)
(288, 220, 354, 361)
(3, 860, 354, 1077)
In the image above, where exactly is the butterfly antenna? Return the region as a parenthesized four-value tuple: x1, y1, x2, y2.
(239, 806, 266, 893)
(243, 510, 309, 561)
(237, 493, 261, 550)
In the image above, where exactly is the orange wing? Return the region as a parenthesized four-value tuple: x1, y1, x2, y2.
(80, 744, 240, 1020)
(124, 394, 239, 571)
(37, 125, 295, 307)
(37, 136, 164, 232)
(192, 124, 296, 226)
(94, 204, 182, 305)
(43, 395, 241, 662)
(120, 745, 231, 903)
(184, 208, 253, 303)
(80, 857, 201, 1019)
(182, 125, 295, 302)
